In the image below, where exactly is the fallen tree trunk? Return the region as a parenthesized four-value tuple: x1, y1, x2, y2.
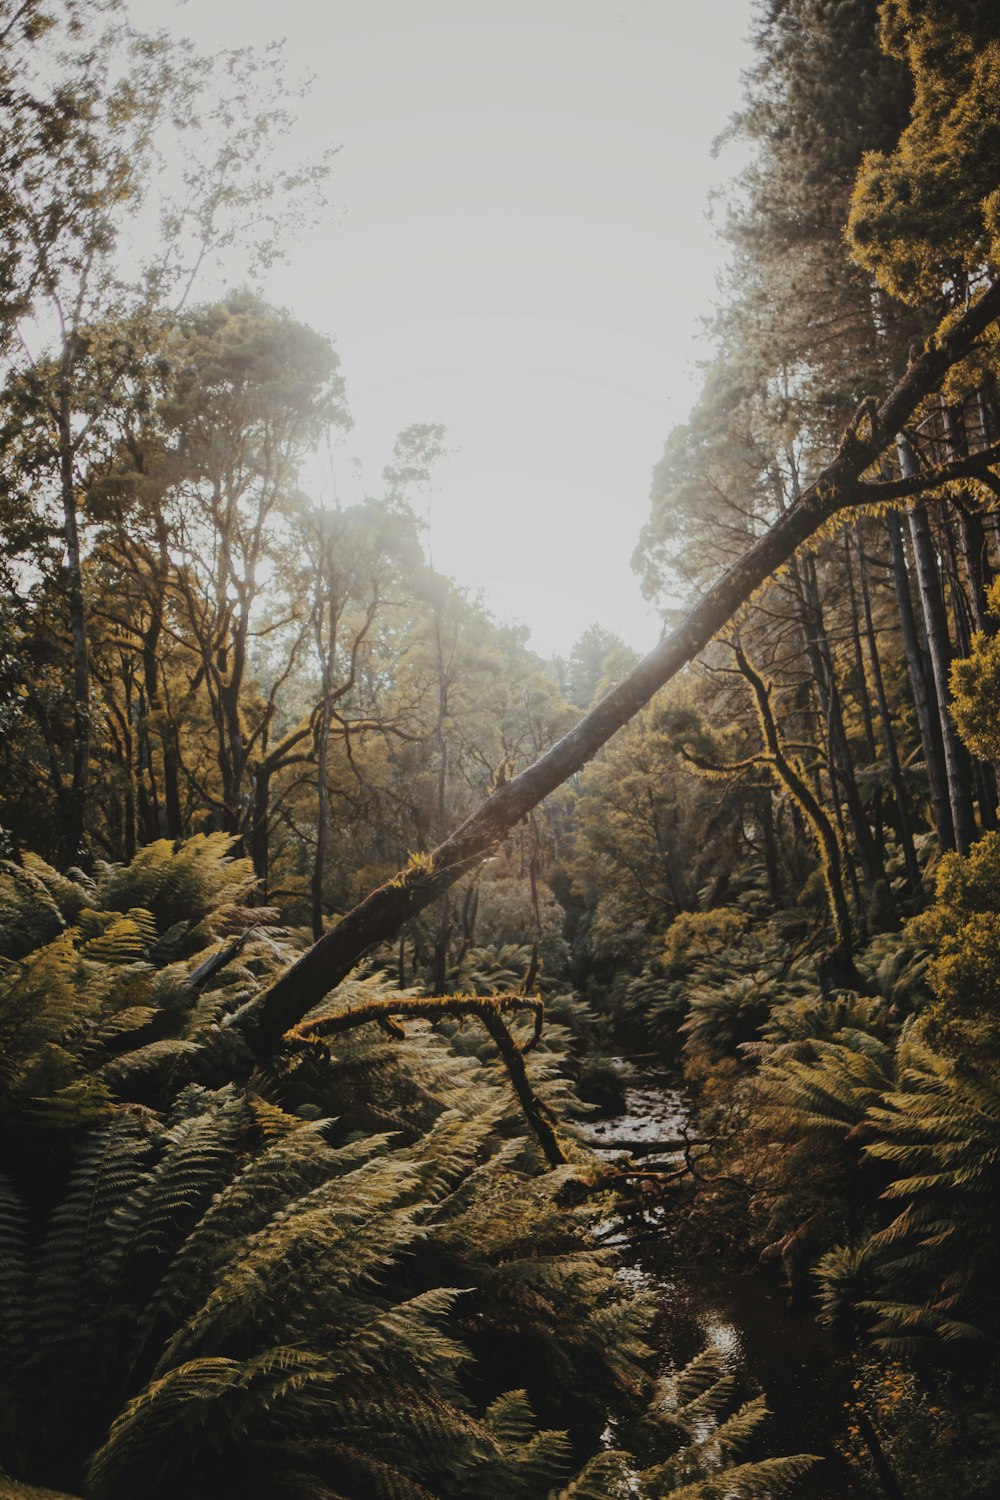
(224, 282, 1000, 1060)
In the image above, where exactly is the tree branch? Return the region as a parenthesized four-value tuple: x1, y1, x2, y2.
(293, 992, 562, 1166)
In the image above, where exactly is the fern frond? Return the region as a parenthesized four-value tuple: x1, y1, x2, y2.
(704, 1394, 768, 1459)
(85, 1354, 255, 1498)
(99, 834, 254, 932)
(82, 910, 158, 966)
(480, 1389, 538, 1446)
(154, 1150, 428, 1371)
(649, 1451, 817, 1498)
(549, 1449, 634, 1500)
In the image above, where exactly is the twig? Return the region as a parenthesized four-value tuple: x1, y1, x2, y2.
(183, 933, 249, 994)
(293, 992, 564, 1167)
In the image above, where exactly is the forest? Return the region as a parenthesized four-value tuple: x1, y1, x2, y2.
(2, 1, 1000, 1496)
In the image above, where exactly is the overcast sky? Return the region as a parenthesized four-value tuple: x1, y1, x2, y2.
(131, 0, 755, 658)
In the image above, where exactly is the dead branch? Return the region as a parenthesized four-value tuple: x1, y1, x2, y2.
(293, 992, 563, 1167)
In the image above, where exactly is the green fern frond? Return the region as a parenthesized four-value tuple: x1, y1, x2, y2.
(704, 1394, 769, 1458)
(82, 910, 158, 965)
(20, 852, 91, 920)
(549, 1449, 634, 1500)
(34, 1115, 159, 1327)
(99, 834, 254, 932)
(154, 1150, 428, 1371)
(0, 859, 67, 958)
(113, 1093, 248, 1271)
(650, 1451, 817, 1498)
(0, 933, 85, 1071)
(667, 1347, 728, 1408)
(149, 1124, 377, 1327)
(480, 1389, 539, 1446)
(85, 1354, 262, 1498)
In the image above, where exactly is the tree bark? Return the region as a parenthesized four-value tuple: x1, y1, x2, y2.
(734, 646, 855, 970)
(799, 552, 889, 907)
(898, 436, 978, 853)
(853, 522, 922, 895)
(884, 510, 955, 848)
(58, 371, 90, 866)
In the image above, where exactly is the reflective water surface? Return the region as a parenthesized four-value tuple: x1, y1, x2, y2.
(579, 1061, 875, 1499)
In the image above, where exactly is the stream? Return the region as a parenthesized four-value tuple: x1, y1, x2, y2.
(578, 1059, 876, 1499)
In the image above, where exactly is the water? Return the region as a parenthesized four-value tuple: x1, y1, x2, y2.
(577, 1060, 876, 1499)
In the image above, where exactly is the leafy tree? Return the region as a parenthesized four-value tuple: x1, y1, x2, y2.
(561, 625, 638, 711)
(0, 4, 336, 862)
(848, 0, 1000, 313)
(150, 294, 347, 860)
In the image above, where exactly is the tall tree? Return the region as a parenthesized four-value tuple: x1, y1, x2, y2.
(0, 6, 336, 861)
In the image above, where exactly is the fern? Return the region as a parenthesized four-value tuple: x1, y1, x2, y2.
(0, 836, 817, 1499)
(850, 1040, 1000, 1348)
(758, 1032, 894, 1136)
(577, 1348, 818, 1500)
(99, 834, 254, 931)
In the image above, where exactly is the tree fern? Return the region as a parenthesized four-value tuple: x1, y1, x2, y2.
(757, 1032, 894, 1136)
(557, 1348, 817, 1500)
(99, 834, 255, 932)
(850, 1040, 1000, 1348)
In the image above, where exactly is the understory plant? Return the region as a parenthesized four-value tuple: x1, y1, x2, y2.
(0, 835, 813, 1500)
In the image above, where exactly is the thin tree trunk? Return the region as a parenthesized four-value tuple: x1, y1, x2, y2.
(955, 497, 995, 634)
(799, 553, 889, 909)
(853, 522, 922, 896)
(843, 530, 879, 764)
(885, 510, 955, 848)
(734, 646, 855, 972)
(759, 790, 783, 906)
(898, 435, 977, 853)
(250, 768, 271, 895)
(58, 379, 89, 865)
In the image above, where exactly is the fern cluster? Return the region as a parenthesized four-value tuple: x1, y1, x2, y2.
(559, 1347, 815, 1499)
(715, 955, 1000, 1354)
(0, 838, 812, 1499)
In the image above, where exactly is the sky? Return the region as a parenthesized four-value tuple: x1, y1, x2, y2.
(130, 0, 755, 659)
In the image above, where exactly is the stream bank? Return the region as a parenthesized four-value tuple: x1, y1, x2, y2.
(579, 1058, 877, 1499)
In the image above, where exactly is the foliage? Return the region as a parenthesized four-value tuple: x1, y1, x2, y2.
(561, 1346, 816, 1499)
(0, 835, 816, 1498)
(839, 1356, 1000, 1500)
(848, 0, 1000, 312)
(950, 578, 1000, 762)
(907, 829, 1000, 1056)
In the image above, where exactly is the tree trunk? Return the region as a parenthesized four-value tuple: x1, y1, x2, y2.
(955, 496, 995, 634)
(843, 529, 879, 764)
(797, 552, 889, 912)
(250, 767, 271, 896)
(734, 645, 855, 973)
(884, 510, 955, 848)
(853, 522, 922, 896)
(311, 699, 331, 940)
(58, 379, 89, 866)
(898, 435, 978, 853)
